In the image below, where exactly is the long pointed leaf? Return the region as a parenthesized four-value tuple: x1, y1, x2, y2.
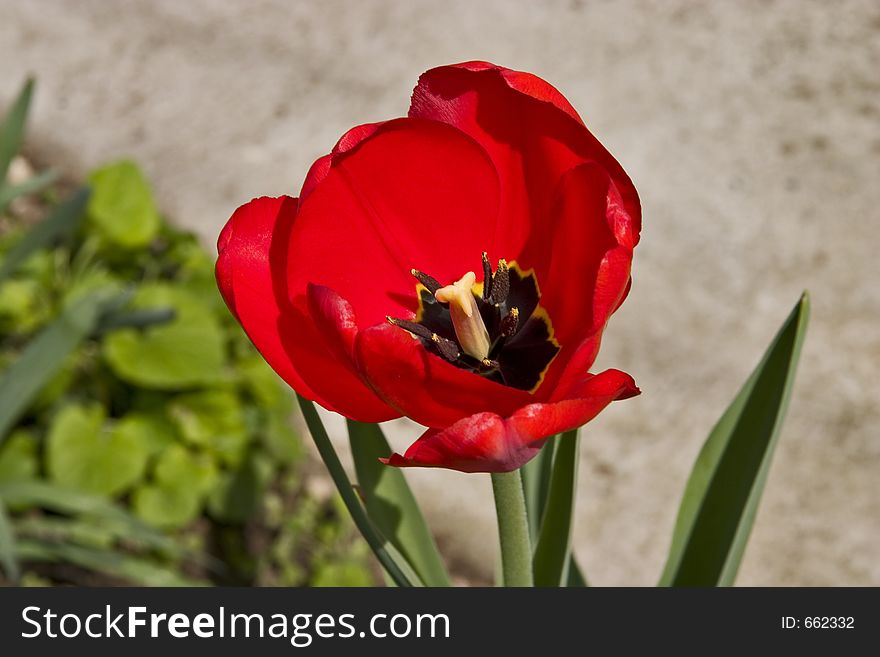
(0, 187, 90, 283)
(0, 78, 34, 182)
(0, 481, 197, 562)
(0, 287, 120, 443)
(659, 293, 810, 586)
(521, 437, 556, 544)
(0, 499, 19, 582)
(14, 540, 205, 586)
(0, 169, 59, 210)
(532, 430, 580, 586)
(566, 556, 588, 586)
(297, 396, 423, 586)
(347, 420, 449, 586)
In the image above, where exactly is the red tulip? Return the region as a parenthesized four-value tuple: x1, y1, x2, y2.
(216, 61, 641, 473)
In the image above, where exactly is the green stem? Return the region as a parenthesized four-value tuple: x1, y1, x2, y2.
(491, 469, 533, 586)
(296, 395, 423, 587)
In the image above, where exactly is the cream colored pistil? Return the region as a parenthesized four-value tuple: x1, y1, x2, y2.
(434, 271, 491, 360)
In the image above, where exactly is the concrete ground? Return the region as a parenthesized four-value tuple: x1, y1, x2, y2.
(2, 0, 877, 585)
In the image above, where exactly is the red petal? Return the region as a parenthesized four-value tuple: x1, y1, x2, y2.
(216, 196, 397, 422)
(288, 117, 500, 329)
(409, 61, 641, 265)
(382, 369, 639, 473)
(531, 164, 636, 399)
(355, 323, 534, 429)
(300, 122, 385, 201)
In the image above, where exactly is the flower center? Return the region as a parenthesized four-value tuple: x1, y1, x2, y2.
(387, 253, 560, 392)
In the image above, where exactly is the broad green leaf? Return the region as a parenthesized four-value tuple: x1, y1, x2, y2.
(532, 430, 580, 586)
(115, 412, 179, 457)
(347, 420, 449, 586)
(521, 438, 556, 544)
(0, 78, 33, 182)
(0, 287, 119, 444)
(0, 188, 89, 282)
(0, 499, 18, 582)
(14, 540, 205, 586)
(154, 444, 218, 496)
(297, 395, 423, 587)
(0, 169, 58, 211)
(169, 389, 248, 465)
(86, 160, 160, 248)
(0, 429, 38, 483)
(659, 293, 810, 587)
(46, 403, 150, 497)
(132, 482, 202, 529)
(103, 283, 226, 389)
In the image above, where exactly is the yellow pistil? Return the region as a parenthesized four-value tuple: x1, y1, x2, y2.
(434, 271, 491, 360)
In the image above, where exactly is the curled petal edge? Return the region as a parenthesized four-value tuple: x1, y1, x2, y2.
(382, 369, 639, 473)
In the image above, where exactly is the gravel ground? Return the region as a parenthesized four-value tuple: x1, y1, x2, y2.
(2, 0, 877, 585)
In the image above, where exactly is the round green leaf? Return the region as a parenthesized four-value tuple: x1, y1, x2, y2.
(86, 160, 160, 248)
(46, 403, 150, 497)
(154, 444, 218, 496)
(103, 284, 226, 389)
(132, 482, 201, 529)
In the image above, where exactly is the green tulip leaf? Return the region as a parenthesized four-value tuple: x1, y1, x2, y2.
(0, 170, 58, 211)
(0, 480, 186, 558)
(532, 430, 580, 587)
(14, 539, 205, 586)
(0, 188, 90, 284)
(0, 287, 121, 444)
(347, 420, 449, 587)
(46, 403, 150, 497)
(86, 160, 160, 248)
(103, 284, 226, 389)
(0, 77, 33, 182)
(298, 396, 424, 587)
(659, 293, 810, 586)
(521, 437, 556, 544)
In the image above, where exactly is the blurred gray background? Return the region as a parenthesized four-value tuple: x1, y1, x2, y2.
(1, 0, 877, 585)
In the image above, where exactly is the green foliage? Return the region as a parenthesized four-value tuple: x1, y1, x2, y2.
(103, 284, 227, 389)
(86, 160, 160, 248)
(347, 420, 449, 586)
(0, 80, 373, 587)
(46, 403, 150, 497)
(659, 294, 810, 586)
(532, 430, 580, 587)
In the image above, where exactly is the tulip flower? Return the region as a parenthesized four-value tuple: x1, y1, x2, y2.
(217, 61, 641, 475)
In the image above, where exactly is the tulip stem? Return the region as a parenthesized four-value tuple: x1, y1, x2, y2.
(491, 469, 534, 586)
